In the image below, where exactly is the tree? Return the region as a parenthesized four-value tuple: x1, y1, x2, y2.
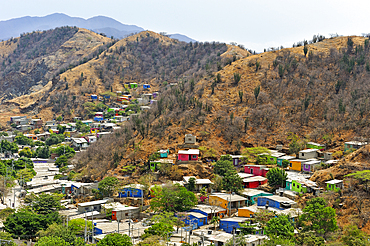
(98, 176, 120, 197)
(56, 116, 63, 122)
(187, 177, 196, 191)
(266, 167, 287, 189)
(0, 232, 16, 246)
(241, 147, 270, 163)
(239, 91, 243, 103)
(282, 159, 290, 168)
(254, 85, 260, 103)
(345, 170, 370, 193)
(36, 146, 50, 159)
(223, 169, 243, 193)
(300, 197, 338, 237)
(15, 135, 33, 146)
(233, 73, 241, 84)
(57, 125, 67, 134)
(341, 224, 369, 246)
(19, 147, 34, 158)
(45, 133, 64, 146)
(35, 236, 70, 246)
(68, 218, 92, 236)
(213, 156, 234, 176)
(97, 233, 132, 246)
(150, 183, 197, 212)
(55, 155, 69, 168)
(303, 45, 309, 56)
(142, 222, 174, 240)
(261, 236, 295, 246)
(211, 174, 223, 192)
(37, 223, 85, 246)
(265, 215, 294, 239)
(0, 140, 18, 153)
(24, 193, 63, 214)
(210, 216, 220, 231)
(295, 231, 325, 246)
(16, 168, 36, 182)
(137, 235, 165, 246)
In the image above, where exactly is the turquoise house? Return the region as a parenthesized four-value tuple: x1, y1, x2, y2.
(286, 179, 292, 190)
(277, 156, 295, 167)
(158, 149, 169, 158)
(241, 188, 273, 205)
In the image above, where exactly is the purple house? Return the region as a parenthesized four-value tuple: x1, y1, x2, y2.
(302, 160, 321, 172)
(221, 155, 244, 166)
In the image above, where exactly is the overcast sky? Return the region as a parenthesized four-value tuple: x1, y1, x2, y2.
(2, 0, 370, 51)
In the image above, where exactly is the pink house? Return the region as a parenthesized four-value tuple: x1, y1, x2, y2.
(244, 165, 269, 177)
(178, 149, 199, 161)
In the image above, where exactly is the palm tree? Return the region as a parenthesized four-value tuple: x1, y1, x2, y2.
(210, 216, 220, 231)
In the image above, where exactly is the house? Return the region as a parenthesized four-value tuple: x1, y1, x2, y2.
(219, 217, 249, 233)
(291, 179, 320, 194)
(182, 212, 208, 229)
(184, 134, 196, 144)
(116, 91, 122, 96)
(94, 112, 104, 122)
(189, 204, 227, 220)
(306, 142, 325, 151)
(111, 206, 140, 221)
(143, 84, 150, 89)
(91, 94, 98, 100)
(114, 116, 129, 122)
(119, 184, 144, 198)
(326, 179, 343, 191)
(238, 173, 254, 179)
(229, 155, 245, 166)
(71, 138, 88, 149)
(208, 233, 266, 246)
(238, 204, 302, 220)
(81, 120, 93, 125)
(209, 193, 247, 214)
(0, 134, 15, 143)
(177, 149, 199, 161)
(244, 165, 269, 177)
(257, 195, 297, 210)
(277, 155, 295, 167)
(129, 83, 138, 89)
(11, 116, 29, 125)
(158, 149, 169, 158)
(140, 106, 151, 111)
(36, 132, 50, 141)
(242, 176, 267, 189)
(289, 159, 307, 171)
(97, 132, 112, 139)
(302, 159, 321, 172)
(258, 150, 285, 164)
(16, 125, 31, 131)
(24, 134, 38, 141)
(183, 176, 213, 191)
(85, 136, 97, 144)
(30, 119, 43, 129)
(77, 199, 110, 213)
(71, 182, 99, 196)
(344, 141, 367, 151)
(299, 149, 319, 160)
(153, 92, 159, 98)
(285, 171, 311, 191)
(240, 188, 273, 205)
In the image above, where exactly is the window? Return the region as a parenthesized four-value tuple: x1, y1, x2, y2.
(290, 163, 292, 167)
(302, 153, 305, 156)
(293, 183, 295, 187)
(192, 155, 197, 159)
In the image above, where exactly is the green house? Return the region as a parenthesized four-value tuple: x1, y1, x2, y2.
(306, 142, 325, 151)
(241, 188, 273, 205)
(257, 151, 285, 165)
(291, 180, 307, 193)
(129, 83, 138, 89)
(325, 179, 343, 191)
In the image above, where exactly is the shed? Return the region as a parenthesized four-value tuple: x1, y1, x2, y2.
(302, 160, 321, 172)
(183, 176, 213, 191)
(129, 83, 138, 89)
(158, 149, 169, 158)
(91, 94, 98, 100)
(345, 141, 367, 151)
(289, 159, 307, 171)
(143, 84, 150, 89)
(299, 149, 319, 160)
(184, 134, 196, 144)
(178, 149, 199, 161)
(325, 179, 343, 191)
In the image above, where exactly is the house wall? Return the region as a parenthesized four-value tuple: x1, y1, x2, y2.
(184, 215, 207, 229)
(302, 163, 311, 172)
(190, 154, 198, 161)
(286, 181, 292, 190)
(209, 196, 228, 210)
(160, 152, 168, 158)
(119, 188, 143, 198)
(244, 180, 267, 189)
(289, 161, 302, 171)
(291, 181, 307, 193)
(244, 166, 263, 176)
(178, 154, 189, 161)
(188, 209, 227, 220)
(299, 151, 318, 159)
(327, 183, 342, 191)
(257, 197, 282, 210)
(112, 209, 140, 221)
(220, 220, 243, 233)
(238, 208, 255, 218)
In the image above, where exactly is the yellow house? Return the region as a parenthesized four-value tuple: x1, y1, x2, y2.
(289, 159, 307, 172)
(238, 206, 258, 218)
(63, 131, 71, 137)
(209, 193, 247, 215)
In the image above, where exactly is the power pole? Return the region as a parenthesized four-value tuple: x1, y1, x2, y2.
(84, 213, 87, 243)
(91, 213, 95, 244)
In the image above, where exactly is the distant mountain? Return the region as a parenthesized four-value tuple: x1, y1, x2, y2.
(168, 33, 196, 43)
(0, 13, 197, 43)
(0, 13, 144, 41)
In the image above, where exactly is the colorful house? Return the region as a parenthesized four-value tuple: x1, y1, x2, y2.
(153, 92, 159, 98)
(177, 149, 199, 162)
(230, 155, 245, 166)
(158, 149, 169, 158)
(306, 142, 325, 151)
(244, 165, 269, 177)
(209, 193, 247, 215)
(257, 195, 297, 210)
(289, 159, 307, 171)
(344, 141, 367, 152)
(299, 149, 318, 160)
(219, 217, 249, 233)
(257, 151, 285, 165)
(94, 112, 104, 122)
(242, 176, 267, 189)
(189, 205, 227, 221)
(240, 188, 273, 205)
(91, 94, 98, 100)
(277, 155, 295, 167)
(116, 91, 122, 96)
(291, 179, 318, 194)
(143, 84, 151, 89)
(326, 179, 343, 191)
(302, 160, 321, 172)
(119, 184, 144, 198)
(182, 212, 207, 229)
(238, 204, 302, 220)
(90, 128, 100, 134)
(129, 83, 138, 89)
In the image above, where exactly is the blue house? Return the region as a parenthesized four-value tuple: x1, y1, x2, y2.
(158, 149, 169, 158)
(91, 94, 98, 100)
(219, 217, 249, 233)
(103, 95, 110, 99)
(188, 205, 227, 221)
(257, 195, 297, 210)
(143, 84, 151, 89)
(182, 212, 207, 229)
(119, 184, 144, 198)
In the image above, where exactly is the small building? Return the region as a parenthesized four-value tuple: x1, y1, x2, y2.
(140, 106, 151, 111)
(183, 212, 207, 229)
(189, 205, 227, 220)
(258, 151, 285, 164)
(24, 134, 38, 141)
(30, 119, 43, 129)
(184, 134, 196, 144)
(244, 165, 269, 177)
(129, 83, 138, 89)
(229, 155, 245, 166)
(158, 149, 169, 158)
(344, 141, 367, 151)
(257, 195, 297, 210)
(91, 94, 98, 100)
(116, 91, 122, 96)
(183, 176, 213, 192)
(326, 179, 343, 191)
(277, 155, 295, 167)
(219, 217, 249, 233)
(238, 204, 302, 220)
(78, 199, 110, 213)
(291, 179, 320, 194)
(242, 176, 267, 189)
(143, 84, 150, 89)
(71, 138, 89, 149)
(302, 160, 321, 172)
(306, 142, 325, 151)
(209, 193, 247, 214)
(299, 149, 319, 160)
(94, 112, 104, 122)
(240, 189, 273, 205)
(119, 184, 144, 198)
(85, 136, 97, 144)
(111, 206, 140, 221)
(177, 149, 199, 161)
(289, 159, 307, 172)
(152, 92, 159, 98)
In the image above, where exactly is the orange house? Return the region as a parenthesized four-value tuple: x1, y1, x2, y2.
(289, 159, 307, 172)
(238, 206, 259, 218)
(209, 193, 247, 215)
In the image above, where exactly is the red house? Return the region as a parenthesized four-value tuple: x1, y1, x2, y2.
(244, 165, 269, 177)
(242, 176, 267, 188)
(178, 149, 199, 162)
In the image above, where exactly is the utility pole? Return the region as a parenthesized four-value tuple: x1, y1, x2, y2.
(233, 227, 235, 246)
(91, 213, 95, 244)
(84, 213, 87, 243)
(117, 219, 119, 233)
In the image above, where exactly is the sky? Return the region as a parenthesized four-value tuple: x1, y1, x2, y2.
(2, 0, 370, 52)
